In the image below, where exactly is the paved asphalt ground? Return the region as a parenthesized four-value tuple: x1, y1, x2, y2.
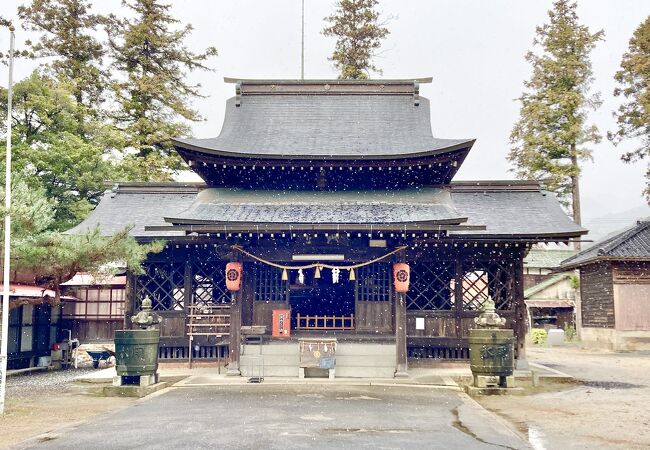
(19, 384, 528, 450)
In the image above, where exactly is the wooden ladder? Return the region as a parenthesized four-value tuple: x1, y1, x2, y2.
(187, 304, 231, 369)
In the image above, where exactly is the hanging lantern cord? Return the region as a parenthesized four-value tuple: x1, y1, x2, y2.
(231, 244, 408, 272)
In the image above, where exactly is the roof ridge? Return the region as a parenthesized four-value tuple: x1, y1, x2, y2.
(562, 220, 650, 265)
(597, 220, 650, 255)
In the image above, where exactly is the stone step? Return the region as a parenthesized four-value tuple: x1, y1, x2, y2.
(336, 344, 396, 356)
(241, 354, 299, 367)
(240, 365, 299, 378)
(335, 366, 395, 378)
(241, 342, 398, 378)
(335, 355, 396, 367)
(242, 343, 299, 355)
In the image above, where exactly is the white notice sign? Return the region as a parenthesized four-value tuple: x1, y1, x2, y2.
(415, 317, 425, 330)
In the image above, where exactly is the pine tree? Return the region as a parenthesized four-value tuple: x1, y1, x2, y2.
(509, 0, 603, 230)
(17, 0, 108, 121)
(609, 15, 650, 201)
(15, 226, 164, 304)
(107, 0, 217, 180)
(323, 0, 389, 79)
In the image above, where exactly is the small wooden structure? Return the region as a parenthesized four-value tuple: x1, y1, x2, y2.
(2, 284, 71, 369)
(561, 220, 650, 350)
(524, 273, 576, 330)
(68, 78, 586, 375)
(60, 273, 126, 342)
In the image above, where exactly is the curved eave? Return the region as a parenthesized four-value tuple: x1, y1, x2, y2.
(172, 138, 475, 162)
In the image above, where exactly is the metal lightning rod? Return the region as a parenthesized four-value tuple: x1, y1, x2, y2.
(0, 25, 15, 416)
(301, 0, 304, 79)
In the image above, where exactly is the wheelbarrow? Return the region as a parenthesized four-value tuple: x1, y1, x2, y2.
(86, 349, 115, 369)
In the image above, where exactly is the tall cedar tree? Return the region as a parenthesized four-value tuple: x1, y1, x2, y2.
(18, 0, 108, 122)
(609, 15, 650, 201)
(323, 0, 389, 79)
(108, 0, 217, 181)
(509, 0, 603, 231)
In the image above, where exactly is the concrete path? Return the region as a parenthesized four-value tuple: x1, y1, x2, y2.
(21, 384, 529, 449)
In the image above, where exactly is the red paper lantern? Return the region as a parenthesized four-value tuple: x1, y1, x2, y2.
(225, 262, 243, 291)
(393, 263, 410, 293)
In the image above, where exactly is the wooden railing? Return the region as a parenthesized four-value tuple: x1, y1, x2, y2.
(295, 314, 355, 330)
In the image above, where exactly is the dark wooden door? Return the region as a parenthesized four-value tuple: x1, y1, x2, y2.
(355, 264, 393, 333)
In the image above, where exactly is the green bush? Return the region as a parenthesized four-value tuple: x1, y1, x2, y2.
(564, 323, 577, 341)
(531, 328, 548, 345)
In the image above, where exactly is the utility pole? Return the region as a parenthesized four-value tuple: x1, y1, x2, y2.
(0, 25, 15, 416)
(301, 0, 305, 80)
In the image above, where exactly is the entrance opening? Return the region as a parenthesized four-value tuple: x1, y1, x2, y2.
(289, 272, 354, 331)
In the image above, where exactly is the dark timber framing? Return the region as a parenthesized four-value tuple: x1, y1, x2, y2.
(71, 78, 586, 375)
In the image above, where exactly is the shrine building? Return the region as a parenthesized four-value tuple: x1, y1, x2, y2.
(69, 78, 585, 377)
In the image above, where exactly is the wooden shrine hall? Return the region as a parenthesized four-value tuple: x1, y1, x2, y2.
(70, 78, 586, 377)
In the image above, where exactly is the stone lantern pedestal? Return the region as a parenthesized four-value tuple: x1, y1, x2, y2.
(112, 297, 164, 391)
(468, 299, 516, 390)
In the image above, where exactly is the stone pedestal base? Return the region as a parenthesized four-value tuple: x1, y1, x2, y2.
(516, 358, 529, 370)
(473, 374, 515, 388)
(299, 367, 335, 379)
(226, 363, 241, 376)
(112, 373, 158, 387)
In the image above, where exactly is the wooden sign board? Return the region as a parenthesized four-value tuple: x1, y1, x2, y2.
(298, 338, 337, 368)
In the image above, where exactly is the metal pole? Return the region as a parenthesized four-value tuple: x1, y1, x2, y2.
(300, 0, 304, 80)
(0, 26, 15, 416)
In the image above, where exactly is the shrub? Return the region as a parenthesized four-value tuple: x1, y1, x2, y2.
(564, 323, 577, 341)
(531, 328, 548, 345)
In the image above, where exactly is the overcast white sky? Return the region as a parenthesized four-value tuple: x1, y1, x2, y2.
(1, 0, 649, 228)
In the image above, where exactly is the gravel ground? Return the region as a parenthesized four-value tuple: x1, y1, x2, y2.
(0, 365, 134, 449)
(476, 345, 650, 450)
(7, 368, 96, 397)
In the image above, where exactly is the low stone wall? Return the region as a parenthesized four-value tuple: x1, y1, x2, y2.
(581, 327, 650, 351)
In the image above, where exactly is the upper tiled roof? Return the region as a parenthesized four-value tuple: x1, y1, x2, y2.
(172, 79, 474, 161)
(560, 220, 650, 269)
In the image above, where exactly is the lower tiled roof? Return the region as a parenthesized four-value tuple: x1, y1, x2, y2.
(560, 220, 650, 269)
(66, 182, 586, 240)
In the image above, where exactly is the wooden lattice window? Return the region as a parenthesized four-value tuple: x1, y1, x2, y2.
(461, 261, 515, 311)
(136, 261, 185, 311)
(192, 260, 231, 306)
(406, 261, 455, 310)
(254, 263, 288, 302)
(357, 263, 391, 302)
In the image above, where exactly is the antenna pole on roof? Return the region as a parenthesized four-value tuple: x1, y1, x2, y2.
(301, 0, 305, 80)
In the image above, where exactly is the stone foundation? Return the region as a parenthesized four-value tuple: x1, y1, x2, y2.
(580, 327, 650, 351)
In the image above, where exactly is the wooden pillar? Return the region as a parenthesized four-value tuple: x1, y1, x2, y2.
(395, 291, 408, 377)
(241, 263, 254, 327)
(124, 271, 136, 330)
(514, 252, 528, 369)
(395, 250, 408, 377)
(227, 288, 242, 376)
(454, 256, 463, 339)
